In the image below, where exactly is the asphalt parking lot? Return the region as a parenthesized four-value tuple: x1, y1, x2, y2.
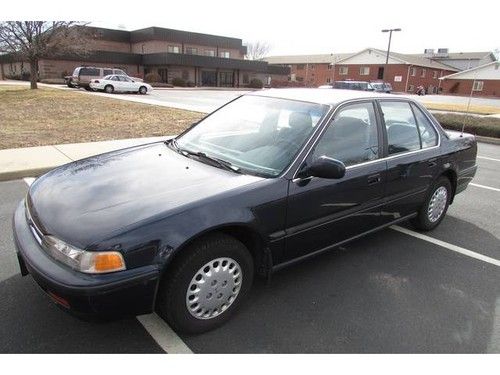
(0, 142, 499, 353)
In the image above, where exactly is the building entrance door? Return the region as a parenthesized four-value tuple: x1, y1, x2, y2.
(158, 68, 168, 83)
(201, 71, 217, 86)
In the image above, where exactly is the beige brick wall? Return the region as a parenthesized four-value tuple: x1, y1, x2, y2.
(38, 59, 143, 79)
(90, 40, 131, 53)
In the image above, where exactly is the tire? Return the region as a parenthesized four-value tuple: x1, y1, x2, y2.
(84, 86, 92, 91)
(104, 85, 114, 94)
(156, 233, 254, 334)
(411, 176, 452, 231)
(138, 86, 147, 95)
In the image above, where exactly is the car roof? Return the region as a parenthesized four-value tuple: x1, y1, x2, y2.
(248, 88, 396, 106)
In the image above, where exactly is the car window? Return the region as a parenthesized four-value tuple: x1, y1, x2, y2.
(79, 68, 100, 76)
(380, 101, 421, 155)
(110, 76, 119, 81)
(103, 69, 113, 76)
(312, 102, 379, 167)
(118, 76, 128, 82)
(411, 104, 438, 148)
(114, 69, 126, 75)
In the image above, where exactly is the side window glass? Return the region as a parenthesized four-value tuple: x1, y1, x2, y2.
(411, 104, 438, 148)
(103, 69, 113, 76)
(312, 102, 379, 167)
(380, 101, 420, 155)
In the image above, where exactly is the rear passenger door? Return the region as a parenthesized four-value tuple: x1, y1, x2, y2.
(284, 101, 387, 261)
(378, 100, 440, 220)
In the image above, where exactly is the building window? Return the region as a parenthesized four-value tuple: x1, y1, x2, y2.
(410, 67, 416, 76)
(421, 68, 426, 78)
(220, 51, 230, 58)
(472, 81, 484, 91)
(167, 46, 180, 54)
(408, 84, 415, 92)
(360, 66, 370, 76)
(326, 77, 331, 83)
(204, 49, 215, 57)
(339, 66, 348, 75)
(310, 64, 315, 69)
(327, 64, 332, 70)
(433, 71, 438, 79)
(296, 64, 305, 70)
(186, 47, 198, 55)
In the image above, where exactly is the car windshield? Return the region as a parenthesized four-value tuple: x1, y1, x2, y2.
(175, 95, 329, 177)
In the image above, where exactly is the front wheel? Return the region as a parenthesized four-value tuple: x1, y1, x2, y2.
(411, 176, 451, 231)
(104, 85, 114, 94)
(138, 86, 147, 95)
(156, 233, 254, 334)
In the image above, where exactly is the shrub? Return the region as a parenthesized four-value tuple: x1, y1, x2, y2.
(172, 77, 186, 87)
(433, 113, 500, 138)
(40, 78, 66, 84)
(186, 81, 195, 87)
(144, 72, 161, 83)
(150, 82, 174, 88)
(247, 78, 263, 89)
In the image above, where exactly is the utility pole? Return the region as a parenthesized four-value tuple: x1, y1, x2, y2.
(381, 28, 401, 81)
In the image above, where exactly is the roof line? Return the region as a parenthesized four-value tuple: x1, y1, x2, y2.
(439, 61, 500, 79)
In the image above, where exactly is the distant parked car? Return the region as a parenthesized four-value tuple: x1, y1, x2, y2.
(65, 66, 143, 90)
(89, 75, 153, 94)
(318, 84, 334, 89)
(370, 81, 393, 93)
(332, 81, 375, 91)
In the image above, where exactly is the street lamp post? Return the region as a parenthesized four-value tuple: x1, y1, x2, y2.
(381, 28, 401, 82)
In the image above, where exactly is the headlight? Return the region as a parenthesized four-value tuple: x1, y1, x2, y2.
(43, 235, 126, 274)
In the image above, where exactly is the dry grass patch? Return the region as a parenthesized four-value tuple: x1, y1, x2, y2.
(422, 102, 500, 115)
(0, 85, 203, 149)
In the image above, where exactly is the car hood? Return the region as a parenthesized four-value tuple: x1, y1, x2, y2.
(28, 142, 263, 249)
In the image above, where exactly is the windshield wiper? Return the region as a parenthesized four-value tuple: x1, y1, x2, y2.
(178, 148, 241, 174)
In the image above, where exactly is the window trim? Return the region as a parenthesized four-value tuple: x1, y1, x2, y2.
(339, 66, 348, 75)
(359, 66, 370, 76)
(472, 81, 484, 91)
(410, 102, 438, 149)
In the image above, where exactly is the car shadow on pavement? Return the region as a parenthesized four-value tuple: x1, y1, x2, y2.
(181, 226, 500, 353)
(0, 274, 163, 353)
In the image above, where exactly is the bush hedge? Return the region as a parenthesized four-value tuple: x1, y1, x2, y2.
(171, 77, 186, 87)
(247, 78, 263, 89)
(144, 72, 161, 83)
(40, 78, 66, 84)
(433, 113, 500, 138)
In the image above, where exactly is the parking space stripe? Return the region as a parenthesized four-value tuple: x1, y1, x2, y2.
(391, 225, 500, 267)
(137, 313, 193, 354)
(21, 178, 192, 354)
(469, 183, 500, 192)
(478, 156, 500, 162)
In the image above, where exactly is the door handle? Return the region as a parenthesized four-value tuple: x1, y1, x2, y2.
(428, 158, 438, 167)
(367, 174, 381, 185)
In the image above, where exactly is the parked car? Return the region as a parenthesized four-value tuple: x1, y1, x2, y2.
(89, 75, 153, 94)
(65, 66, 143, 90)
(370, 81, 393, 93)
(13, 89, 477, 333)
(332, 80, 375, 91)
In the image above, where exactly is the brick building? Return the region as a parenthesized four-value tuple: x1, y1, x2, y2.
(265, 48, 459, 94)
(0, 26, 289, 87)
(440, 61, 500, 97)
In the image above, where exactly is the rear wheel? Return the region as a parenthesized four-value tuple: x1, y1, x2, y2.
(84, 86, 92, 91)
(411, 176, 452, 231)
(156, 233, 254, 334)
(104, 85, 114, 94)
(138, 86, 147, 95)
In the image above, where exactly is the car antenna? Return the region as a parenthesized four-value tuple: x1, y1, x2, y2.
(461, 71, 478, 137)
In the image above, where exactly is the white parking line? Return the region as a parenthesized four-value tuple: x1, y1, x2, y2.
(391, 225, 500, 267)
(137, 313, 193, 354)
(22, 177, 193, 354)
(478, 156, 500, 162)
(470, 183, 500, 192)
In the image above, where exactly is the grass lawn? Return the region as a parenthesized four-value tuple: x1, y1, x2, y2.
(423, 102, 500, 115)
(0, 85, 203, 149)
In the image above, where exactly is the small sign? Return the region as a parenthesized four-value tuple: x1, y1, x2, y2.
(394, 76, 403, 82)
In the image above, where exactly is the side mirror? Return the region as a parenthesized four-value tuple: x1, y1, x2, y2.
(298, 156, 346, 179)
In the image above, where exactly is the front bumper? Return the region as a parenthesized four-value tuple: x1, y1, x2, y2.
(12, 200, 160, 319)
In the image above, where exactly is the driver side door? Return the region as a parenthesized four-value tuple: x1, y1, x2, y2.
(284, 100, 388, 261)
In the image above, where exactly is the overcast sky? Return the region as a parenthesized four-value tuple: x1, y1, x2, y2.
(4, 0, 499, 57)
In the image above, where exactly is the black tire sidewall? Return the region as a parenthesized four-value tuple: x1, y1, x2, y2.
(139, 86, 147, 94)
(105, 85, 114, 93)
(414, 177, 452, 230)
(158, 234, 254, 334)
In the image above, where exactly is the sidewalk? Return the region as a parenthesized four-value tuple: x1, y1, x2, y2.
(0, 136, 171, 182)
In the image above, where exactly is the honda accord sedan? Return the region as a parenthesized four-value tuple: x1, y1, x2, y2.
(13, 89, 477, 333)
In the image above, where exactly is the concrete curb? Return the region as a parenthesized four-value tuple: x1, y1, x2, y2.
(476, 136, 500, 145)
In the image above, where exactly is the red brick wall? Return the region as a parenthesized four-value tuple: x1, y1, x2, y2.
(441, 79, 500, 97)
(290, 63, 455, 93)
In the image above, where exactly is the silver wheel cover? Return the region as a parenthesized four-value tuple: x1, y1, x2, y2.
(427, 186, 448, 223)
(186, 257, 242, 320)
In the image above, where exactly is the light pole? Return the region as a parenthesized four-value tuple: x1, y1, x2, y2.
(381, 28, 401, 81)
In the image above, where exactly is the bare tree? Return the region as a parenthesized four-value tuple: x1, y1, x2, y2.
(245, 41, 271, 60)
(0, 21, 93, 89)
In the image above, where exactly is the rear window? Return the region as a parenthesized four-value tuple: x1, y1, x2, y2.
(103, 69, 113, 76)
(114, 69, 126, 75)
(79, 68, 100, 76)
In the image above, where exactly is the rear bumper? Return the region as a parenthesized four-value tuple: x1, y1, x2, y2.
(13, 200, 160, 319)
